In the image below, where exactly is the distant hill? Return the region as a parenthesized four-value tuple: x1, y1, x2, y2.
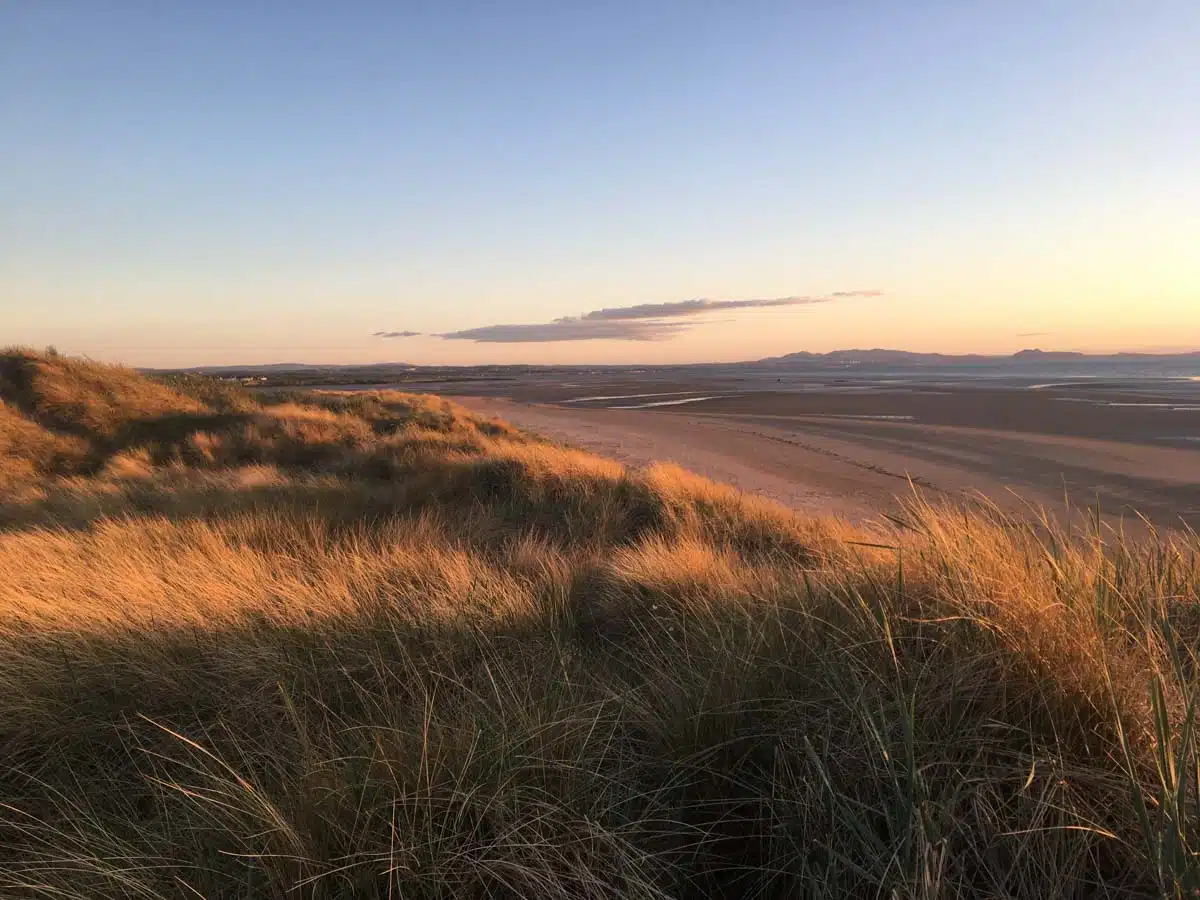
(1010, 349, 1087, 361)
(757, 348, 1200, 367)
(140, 349, 1200, 380)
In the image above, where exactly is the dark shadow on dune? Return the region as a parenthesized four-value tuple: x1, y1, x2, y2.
(0, 584, 1152, 899)
(4, 604, 804, 897)
(0, 466, 677, 556)
(103, 412, 259, 468)
(1, 352, 262, 473)
(0, 456, 819, 567)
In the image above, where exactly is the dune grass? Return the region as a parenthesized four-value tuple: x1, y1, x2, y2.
(1, 347, 1199, 898)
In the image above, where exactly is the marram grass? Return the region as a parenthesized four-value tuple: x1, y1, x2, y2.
(1, 347, 1199, 898)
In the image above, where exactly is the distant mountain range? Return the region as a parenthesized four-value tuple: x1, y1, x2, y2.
(755, 348, 1200, 367)
(150, 348, 1200, 377)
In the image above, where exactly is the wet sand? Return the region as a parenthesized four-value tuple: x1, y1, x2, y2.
(449, 373, 1200, 529)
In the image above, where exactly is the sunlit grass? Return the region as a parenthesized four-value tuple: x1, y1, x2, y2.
(1, 347, 1198, 897)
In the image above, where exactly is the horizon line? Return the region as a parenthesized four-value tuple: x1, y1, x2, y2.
(136, 346, 1200, 372)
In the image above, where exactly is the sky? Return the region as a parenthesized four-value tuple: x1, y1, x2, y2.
(2, 2, 1198, 367)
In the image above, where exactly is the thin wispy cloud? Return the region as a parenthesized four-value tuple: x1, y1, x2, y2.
(581, 295, 830, 322)
(1016, 331, 1052, 338)
(439, 319, 690, 343)
(376, 290, 883, 343)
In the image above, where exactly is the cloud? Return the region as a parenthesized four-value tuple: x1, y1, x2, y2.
(438, 319, 690, 343)
(382, 290, 883, 344)
(581, 295, 830, 321)
(1016, 331, 1052, 338)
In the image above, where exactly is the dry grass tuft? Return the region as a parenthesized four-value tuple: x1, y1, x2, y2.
(1, 349, 1199, 898)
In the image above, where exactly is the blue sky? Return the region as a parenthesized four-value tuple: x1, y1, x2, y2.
(2, 2, 1198, 365)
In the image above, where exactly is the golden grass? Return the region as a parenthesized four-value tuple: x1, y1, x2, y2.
(1, 348, 1199, 898)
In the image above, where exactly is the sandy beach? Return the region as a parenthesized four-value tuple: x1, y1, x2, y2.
(456, 374, 1200, 529)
